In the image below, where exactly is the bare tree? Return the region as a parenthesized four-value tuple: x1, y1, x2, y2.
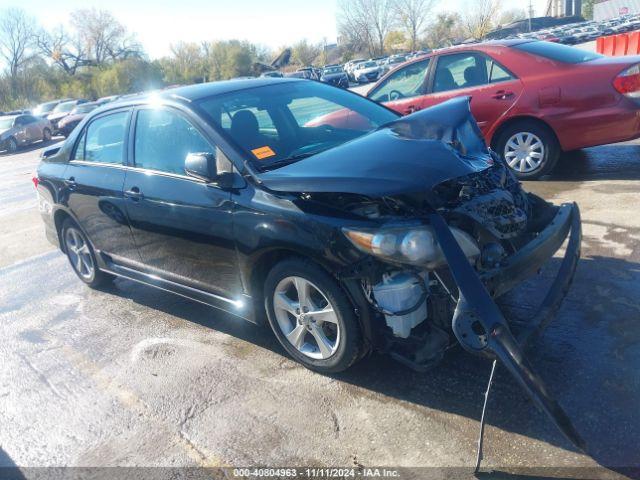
(462, 0, 502, 40)
(392, 0, 435, 51)
(0, 8, 36, 80)
(338, 0, 394, 56)
(424, 12, 465, 48)
(36, 26, 89, 75)
(70, 9, 141, 66)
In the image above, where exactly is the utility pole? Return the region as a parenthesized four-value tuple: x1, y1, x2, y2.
(528, 0, 534, 32)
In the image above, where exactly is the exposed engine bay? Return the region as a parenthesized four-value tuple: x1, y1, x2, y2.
(297, 158, 561, 370)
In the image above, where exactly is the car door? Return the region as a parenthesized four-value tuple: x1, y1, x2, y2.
(421, 51, 523, 136)
(64, 108, 141, 264)
(122, 105, 241, 299)
(12, 116, 29, 145)
(23, 115, 42, 143)
(368, 58, 432, 115)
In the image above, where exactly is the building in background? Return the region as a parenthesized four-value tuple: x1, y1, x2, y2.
(546, 0, 584, 16)
(593, 0, 640, 20)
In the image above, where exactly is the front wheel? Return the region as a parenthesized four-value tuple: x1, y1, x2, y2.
(495, 121, 560, 180)
(264, 258, 363, 373)
(42, 128, 52, 142)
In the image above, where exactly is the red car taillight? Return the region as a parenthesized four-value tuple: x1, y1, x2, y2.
(613, 64, 640, 98)
(32, 176, 39, 189)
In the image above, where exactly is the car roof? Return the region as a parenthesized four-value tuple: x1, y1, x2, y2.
(117, 78, 304, 104)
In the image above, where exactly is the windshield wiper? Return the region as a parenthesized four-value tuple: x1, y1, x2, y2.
(259, 151, 323, 172)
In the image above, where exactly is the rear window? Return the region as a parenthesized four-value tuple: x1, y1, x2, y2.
(513, 41, 602, 64)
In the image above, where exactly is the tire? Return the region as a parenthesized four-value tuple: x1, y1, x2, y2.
(494, 120, 560, 180)
(61, 219, 112, 288)
(42, 128, 52, 142)
(264, 257, 363, 373)
(5, 137, 18, 154)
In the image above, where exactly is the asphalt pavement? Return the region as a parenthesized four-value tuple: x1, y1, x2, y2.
(0, 138, 639, 479)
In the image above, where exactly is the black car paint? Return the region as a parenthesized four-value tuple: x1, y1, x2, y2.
(36, 80, 584, 453)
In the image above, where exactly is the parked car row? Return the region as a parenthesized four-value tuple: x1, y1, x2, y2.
(1, 95, 125, 153)
(506, 12, 640, 45)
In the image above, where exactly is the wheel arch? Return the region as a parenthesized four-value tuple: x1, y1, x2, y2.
(246, 247, 376, 351)
(489, 115, 561, 152)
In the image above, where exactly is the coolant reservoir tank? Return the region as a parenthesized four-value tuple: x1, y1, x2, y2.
(372, 272, 428, 338)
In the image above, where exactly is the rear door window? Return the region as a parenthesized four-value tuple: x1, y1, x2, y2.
(73, 111, 128, 164)
(433, 53, 488, 92)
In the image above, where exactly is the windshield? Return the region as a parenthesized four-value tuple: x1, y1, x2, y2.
(0, 117, 15, 130)
(196, 81, 398, 171)
(36, 102, 58, 114)
(72, 104, 96, 114)
(52, 102, 76, 113)
(323, 67, 343, 74)
(513, 41, 602, 63)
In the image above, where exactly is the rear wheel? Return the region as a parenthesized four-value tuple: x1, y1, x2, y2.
(5, 137, 17, 153)
(495, 121, 559, 180)
(61, 219, 112, 288)
(264, 258, 363, 373)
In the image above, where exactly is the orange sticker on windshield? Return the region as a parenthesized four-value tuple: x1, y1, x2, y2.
(252, 146, 276, 160)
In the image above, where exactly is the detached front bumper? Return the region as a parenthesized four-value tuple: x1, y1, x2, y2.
(430, 203, 585, 451)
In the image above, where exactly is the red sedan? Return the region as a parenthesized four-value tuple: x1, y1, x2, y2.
(366, 40, 640, 179)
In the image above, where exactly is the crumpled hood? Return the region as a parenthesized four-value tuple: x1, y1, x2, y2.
(258, 97, 493, 197)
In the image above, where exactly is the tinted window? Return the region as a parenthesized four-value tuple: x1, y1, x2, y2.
(134, 108, 213, 175)
(513, 41, 602, 63)
(433, 53, 487, 93)
(370, 59, 430, 102)
(75, 111, 128, 164)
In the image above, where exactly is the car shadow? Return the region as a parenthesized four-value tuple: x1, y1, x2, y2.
(101, 253, 640, 477)
(0, 138, 63, 157)
(545, 143, 640, 182)
(0, 447, 25, 478)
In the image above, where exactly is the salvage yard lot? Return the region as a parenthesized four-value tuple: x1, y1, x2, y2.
(1, 140, 639, 478)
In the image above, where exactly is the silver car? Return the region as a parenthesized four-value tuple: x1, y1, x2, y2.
(0, 114, 53, 153)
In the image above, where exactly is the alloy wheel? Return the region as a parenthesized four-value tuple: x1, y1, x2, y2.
(503, 132, 545, 173)
(272, 276, 340, 360)
(65, 228, 95, 280)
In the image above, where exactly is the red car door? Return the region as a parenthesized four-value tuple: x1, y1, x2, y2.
(409, 51, 523, 138)
(367, 58, 432, 115)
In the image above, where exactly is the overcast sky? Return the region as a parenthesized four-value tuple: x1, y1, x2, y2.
(7, 0, 548, 59)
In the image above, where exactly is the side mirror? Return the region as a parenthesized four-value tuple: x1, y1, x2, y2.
(184, 152, 217, 182)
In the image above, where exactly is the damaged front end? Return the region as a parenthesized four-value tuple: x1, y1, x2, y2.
(259, 97, 584, 452)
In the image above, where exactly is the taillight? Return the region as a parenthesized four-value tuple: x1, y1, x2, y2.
(32, 176, 39, 189)
(613, 64, 640, 98)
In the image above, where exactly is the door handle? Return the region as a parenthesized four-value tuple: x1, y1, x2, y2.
(492, 90, 515, 100)
(64, 177, 77, 189)
(124, 187, 144, 200)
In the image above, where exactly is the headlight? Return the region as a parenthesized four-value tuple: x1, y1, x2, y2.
(342, 225, 479, 269)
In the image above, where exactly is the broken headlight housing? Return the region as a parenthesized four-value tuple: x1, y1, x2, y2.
(343, 225, 480, 269)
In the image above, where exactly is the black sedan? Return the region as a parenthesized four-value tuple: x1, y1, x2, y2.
(320, 66, 349, 88)
(35, 78, 584, 456)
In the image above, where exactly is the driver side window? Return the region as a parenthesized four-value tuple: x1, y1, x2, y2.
(370, 59, 430, 103)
